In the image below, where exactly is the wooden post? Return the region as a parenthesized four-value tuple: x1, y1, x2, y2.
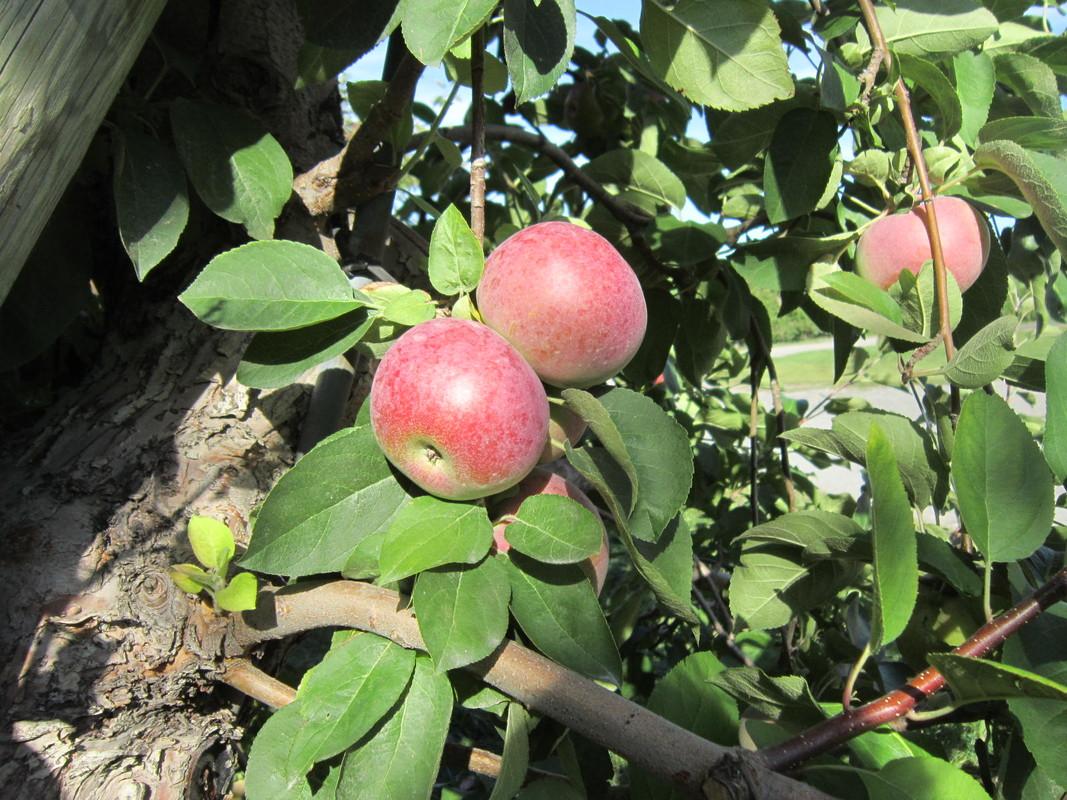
(0, 0, 166, 305)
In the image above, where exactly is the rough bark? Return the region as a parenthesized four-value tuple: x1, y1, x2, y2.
(0, 1, 344, 796)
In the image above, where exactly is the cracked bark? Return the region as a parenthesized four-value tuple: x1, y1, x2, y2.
(0, 2, 342, 796)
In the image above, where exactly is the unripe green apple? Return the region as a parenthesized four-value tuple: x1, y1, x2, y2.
(855, 196, 990, 292)
(476, 221, 647, 388)
(370, 318, 548, 501)
(491, 468, 609, 595)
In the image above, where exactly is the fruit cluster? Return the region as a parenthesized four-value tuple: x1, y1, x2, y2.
(369, 221, 648, 592)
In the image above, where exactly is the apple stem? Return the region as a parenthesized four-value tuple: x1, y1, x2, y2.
(469, 26, 487, 245)
(856, 0, 960, 419)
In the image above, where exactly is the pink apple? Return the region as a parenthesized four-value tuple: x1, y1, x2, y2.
(491, 468, 610, 596)
(370, 318, 548, 501)
(476, 221, 647, 388)
(855, 196, 990, 292)
(539, 403, 587, 464)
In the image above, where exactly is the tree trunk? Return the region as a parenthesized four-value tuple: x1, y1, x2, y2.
(0, 2, 346, 796)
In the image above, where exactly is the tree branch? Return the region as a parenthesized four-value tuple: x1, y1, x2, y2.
(293, 53, 425, 217)
(469, 27, 488, 245)
(435, 124, 681, 281)
(228, 580, 834, 800)
(857, 0, 960, 417)
(758, 566, 1067, 771)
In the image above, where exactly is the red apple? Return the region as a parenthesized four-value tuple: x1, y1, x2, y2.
(855, 196, 990, 292)
(539, 403, 587, 464)
(491, 468, 610, 595)
(476, 221, 647, 388)
(370, 318, 548, 501)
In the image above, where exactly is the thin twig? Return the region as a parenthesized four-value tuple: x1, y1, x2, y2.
(433, 124, 681, 281)
(857, 0, 960, 418)
(693, 561, 754, 667)
(750, 320, 795, 512)
(469, 27, 487, 244)
(759, 566, 1067, 771)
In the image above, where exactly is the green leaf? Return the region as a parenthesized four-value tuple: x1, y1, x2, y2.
(860, 756, 991, 800)
(709, 667, 822, 725)
(897, 54, 962, 141)
(1043, 332, 1067, 482)
(631, 652, 739, 800)
(874, 0, 998, 59)
(242, 427, 411, 577)
(377, 288, 436, 325)
(169, 563, 215, 595)
(170, 99, 292, 240)
(565, 444, 696, 620)
(809, 270, 928, 344)
(866, 425, 918, 650)
(582, 149, 686, 209)
(502, 0, 576, 105)
(582, 13, 688, 108)
(400, 0, 497, 65)
(953, 235, 1010, 347)
(952, 392, 1054, 563)
(891, 261, 964, 341)
(943, 315, 1017, 389)
(929, 653, 1067, 705)
(289, 633, 415, 772)
(674, 292, 727, 387)
(783, 410, 946, 508)
(377, 497, 494, 583)
(994, 53, 1062, 118)
(113, 129, 188, 280)
(297, 0, 399, 50)
(245, 703, 313, 800)
(978, 117, 1067, 152)
(953, 51, 995, 147)
(214, 572, 258, 612)
(336, 654, 452, 799)
(237, 309, 374, 389)
(641, 0, 793, 112)
(505, 551, 622, 684)
(974, 141, 1067, 258)
(412, 557, 510, 672)
(763, 108, 838, 225)
(428, 205, 484, 296)
(595, 388, 693, 541)
(489, 703, 532, 800)
(187, 515, 235, 572)
(505, 495, 603, 564)
(730, 545, 857, 631)
(1004, 599, 1067, 787)
(179, 241, 363, 332)
(560, 388, 639, 509)
(734, 510, 864, 558)
(294, 1, 399, 87)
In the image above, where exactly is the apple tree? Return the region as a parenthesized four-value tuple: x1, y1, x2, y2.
(3, 0, 1067, 799)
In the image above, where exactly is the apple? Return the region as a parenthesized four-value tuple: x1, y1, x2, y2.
(370, 318, 548, 501)
(491, 467, 610, 595)
(855, 196, 990, 292)
(539, 403, 587, 464)
(476, 221, 647, 388)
